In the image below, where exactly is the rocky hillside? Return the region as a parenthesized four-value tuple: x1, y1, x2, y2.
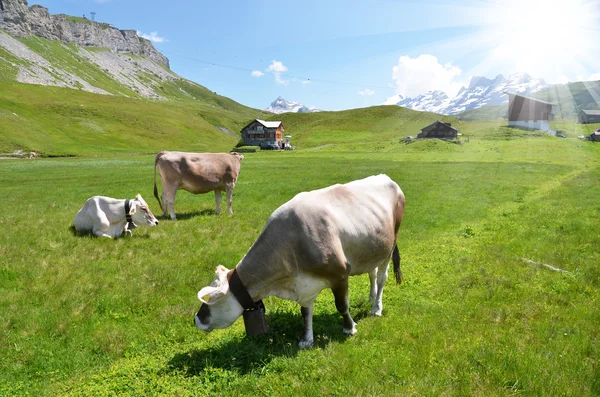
(0, 0, 252, 106)
(0, 0, 167, 66)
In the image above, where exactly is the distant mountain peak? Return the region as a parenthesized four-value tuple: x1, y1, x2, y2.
(266, 96, 319, 114)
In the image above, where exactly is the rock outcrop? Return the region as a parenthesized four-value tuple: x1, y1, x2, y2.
(0, 0, 169, 68)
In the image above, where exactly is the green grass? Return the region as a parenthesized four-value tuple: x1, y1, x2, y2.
(1, 130, 599, 395)
(0, 81, 269, 156)
(267, 106, 457, 149)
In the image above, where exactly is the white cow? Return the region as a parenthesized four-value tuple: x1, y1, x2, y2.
(74, 194, 159, 238)
(194, 174, 405, 348)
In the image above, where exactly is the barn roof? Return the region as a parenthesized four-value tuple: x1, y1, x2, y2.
(421, 121, 458, 132)
(580, 110, 600, 116)
(503, 92, 556, 106)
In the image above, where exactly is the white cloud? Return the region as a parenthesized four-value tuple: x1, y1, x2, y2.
(302, 80, 311, 85)
(251, 70, 264, 77)
(136, 31, 167, 43)
(358, 88, 375, 96)
(587, 73, 600, 81)
(267, 60, 289, 85)
(267, 60, 287, 73)
(392, 54, 462, 98)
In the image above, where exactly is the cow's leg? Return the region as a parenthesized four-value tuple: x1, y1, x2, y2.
(92, 216, 112, 238)
(299, 304, 315, 349)
(371, 263, 389, 316)
(89, 202, 112, 238)
(332, 280, 357, 336)
(368, 268, 378, 302)
(162, 183, 178, 220)
(214, 190, 222, 215)
(225, 183, 235, 215)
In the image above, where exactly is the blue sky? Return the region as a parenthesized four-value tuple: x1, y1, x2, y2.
(33, 0, 600, 111)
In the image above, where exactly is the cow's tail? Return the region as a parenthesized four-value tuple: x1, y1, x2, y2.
(153, 151, 165, 212)
(392, 244, 402, 284)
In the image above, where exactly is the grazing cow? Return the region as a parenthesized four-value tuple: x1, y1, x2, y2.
(74, 194, 159, 238)
(153, 151, 244, 220)
(194, 174, 405, 348)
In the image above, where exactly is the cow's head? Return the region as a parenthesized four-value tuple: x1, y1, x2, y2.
(230, 152, 244, 161)
(131, 194, 159, 227)
(194, 265, 244, 332)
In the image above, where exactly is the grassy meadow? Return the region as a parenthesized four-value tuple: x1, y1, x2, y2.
(1, 125, 600, 395)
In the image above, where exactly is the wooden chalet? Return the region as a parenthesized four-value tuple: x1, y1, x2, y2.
(505, 92, 556, 134)
(240, 119, 284, 148)
(417, 121, 458, 140)
(578, 110, 600, 124)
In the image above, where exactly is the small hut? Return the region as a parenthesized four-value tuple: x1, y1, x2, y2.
(578, 110, 600, 124)
(505, 92, 556, 134)
(417, 121, 458, 140)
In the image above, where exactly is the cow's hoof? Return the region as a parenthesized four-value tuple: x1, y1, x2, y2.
(343, 325, 357, 336)
(370, 309, 383, 317)
(298, 338, 314, 349)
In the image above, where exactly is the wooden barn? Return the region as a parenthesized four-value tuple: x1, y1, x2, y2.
(505, 92, 556, 134)
(240, 119, 284, 149)
(578, 110, 600, 124)
(417, 121, 458, 140)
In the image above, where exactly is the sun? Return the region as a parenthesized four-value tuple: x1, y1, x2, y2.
(477, 0, 600, 81)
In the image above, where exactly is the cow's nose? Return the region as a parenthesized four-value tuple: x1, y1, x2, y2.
(155, 220, 159, 225)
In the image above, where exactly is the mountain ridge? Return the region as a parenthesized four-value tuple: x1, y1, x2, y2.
(386, 72, 549, 115)
(266, 96, 319, 114)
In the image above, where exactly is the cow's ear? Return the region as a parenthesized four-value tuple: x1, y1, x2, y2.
(197, 285, 227, 305)
(215, 265, 229, 278)
(135, 194, 147, 206)
(128, 202, 137, 215)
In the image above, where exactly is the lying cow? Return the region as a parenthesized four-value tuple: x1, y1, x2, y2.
(153, 151, 244, 220)
(74, 194, 159, 238)
(194, 174, 405, 348)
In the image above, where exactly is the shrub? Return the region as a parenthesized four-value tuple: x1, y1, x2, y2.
(232, 146, 260, 153)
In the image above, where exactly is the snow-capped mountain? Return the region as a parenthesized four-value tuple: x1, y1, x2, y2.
(265, 96, 319, 114)
(395, 90, 450, 114)
(385, 73, 549, 115)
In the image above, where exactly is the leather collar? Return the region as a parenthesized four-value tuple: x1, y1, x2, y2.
(228, 268, 263, 311)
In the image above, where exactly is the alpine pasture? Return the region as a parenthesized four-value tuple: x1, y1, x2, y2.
(1, 84, 600, 396)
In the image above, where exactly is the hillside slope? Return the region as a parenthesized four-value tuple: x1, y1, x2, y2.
(267, 106, 457, 149)
(0, 81, 266, 156)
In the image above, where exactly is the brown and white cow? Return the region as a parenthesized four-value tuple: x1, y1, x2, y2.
(153, 151, 244, 220)
(194, 174, 405, 348)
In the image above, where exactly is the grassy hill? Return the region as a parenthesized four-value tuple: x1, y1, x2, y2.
(266, 106, 457, 150)
(0, 81, 270, 156)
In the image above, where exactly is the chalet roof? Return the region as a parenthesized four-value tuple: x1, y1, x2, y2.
(241, 118, 283, 132)
(580, 110, 600, 115)
(256, 119, 282, 128)
(421, 121, 458, 132)
(503, 92, 556, 106)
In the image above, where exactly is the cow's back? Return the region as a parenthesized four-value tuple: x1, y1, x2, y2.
(242, 174, 404, 282)
(157, 152, 242, 193)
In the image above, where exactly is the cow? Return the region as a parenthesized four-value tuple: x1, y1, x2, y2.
(194, 174, 405, 348)
(153, 151, 244, 220)
(74, 194, 159, 238)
